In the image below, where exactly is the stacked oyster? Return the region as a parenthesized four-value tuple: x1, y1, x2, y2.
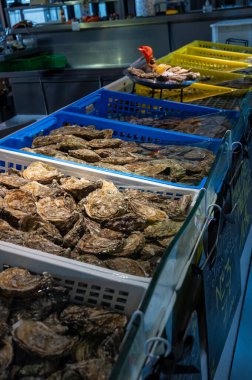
(0, 267, 128, 379)
(114, 114, 233, 139)
(21, 124, 216, 186)
(0, 161, 193, 278)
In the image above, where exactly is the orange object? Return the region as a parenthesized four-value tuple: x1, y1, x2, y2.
(138, 46, 153, 63)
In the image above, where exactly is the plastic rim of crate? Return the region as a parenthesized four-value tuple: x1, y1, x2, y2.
(187, 40, 252, 54)
(186, 46, 252, 62)
(160, 53, 250, 72)
(135, 82, 235, 102)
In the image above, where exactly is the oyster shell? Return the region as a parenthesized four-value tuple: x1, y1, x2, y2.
(101, 213, 146, 232)
(36, 194, 78, 234)
(84, 181, 126, 221)
(0, 186, 7, 198)
(20, 215, 63, 246)
(144, 220, 183, 239)
(128, 198, 168, 224)
(88, 138, 123, 149)
(68, 149, 101, 163)
(1, 190, 36, 227)
(118, 232, 145, 257)
(58, 136, 91, 152)
(164, 194, 192, 221)
(63, 215, 85, 249)
(75, 234, 124, 256)
(60, 305, 127, 336)
(0, 268, 42, 297)
(50, 125, 113, 140)
(20, 181, 57, 199)
(32, 145, 61, 157)
(0, 337, 13, 371)
(140, 243, 165, 259)
(60, 177, 102, 201)
(0, 173, 28, 189)
(104, 257, 147, 277)
(12, 320, 78, 358)
(73, 254, 104, 267)
(32, 134, 70, 148)
(101, 156, 136, 165)
(23, 162, 63, 184)
(95, 162, 131, 173)
(48, 359, 112, 380)
(0, 219, 25, 245)
(24, 234, 71, 257)
(54, 152, 87, 164)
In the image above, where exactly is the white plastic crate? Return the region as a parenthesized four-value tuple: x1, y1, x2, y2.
(0, 148, 199, 285)
(0, 241, 146, 317)
(211, 19, 252, 46)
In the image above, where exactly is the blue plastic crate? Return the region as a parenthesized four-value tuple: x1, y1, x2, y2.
(0, 111, 221, 189)
(64, 89, 240, 139)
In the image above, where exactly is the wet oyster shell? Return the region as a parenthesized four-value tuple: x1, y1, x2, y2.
(0, 173, 28, 189)
(63, 215, 85, 249)
(68, 148, 101, 163)
(23, 162, 63, 184)
(58, 136, 91, 151)
(20, 215, 63, 246)
(24, 234, 71, 257)
(0, 268, 42, 297)
(36, 194, 78, 234)
(104, 257, 147, 277)
(60, 177, 102, 201)
(32, 134, 71, 148)
(2, 190, 37, 226)
(12, 320, 78, 358)
(84, 181, 126, 221)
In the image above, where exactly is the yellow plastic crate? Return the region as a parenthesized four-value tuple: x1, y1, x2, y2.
(187, 40, 252, 55)
(158, 52, 250, 72)
(185, 46, 252, 63)
(196, 68, 252, 96)
(135, 82, 234, 102)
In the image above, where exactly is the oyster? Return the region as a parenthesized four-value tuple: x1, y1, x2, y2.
(0, 219, 25, 245)
(54, 152, 87, 164)
(95, 162, 131, 173)
(104, 258, 147, 277)
(2, 190, 37, 226)
(48, 359, 112, 380)
(84, 181, 126, 221)
(164, 194, 192, 221)
(144, 220, 183, 239)
(75, 234, 124, 256)
(32, 145, 61, 157)
(20, 181, 57, 199)
(101, 156, 136, 165)
(23, 162, 63, 184)
(50, 125, 113, 140)
(73, 254, 104, 267)
(0, 268, 42, 297)
(31, 134, 70, 148)
(60, 305, 127, 336)
(20, 215, 63, 246)
(58, 136, 91, 151)
(63, 215, 85, 249)
(101, 213, 146, 232)
(36, 194, 78, 234)
(0, 337, 13, 371)
(68, 149, 101, 163)
(12, 320, 78, 358)
(17, 359, 60, 378)
(128, 198, 168, 224)
(60, 177, 102, 201)
(140, 243, 165, 259)
(24, 234, 71, 257)
(0, 186, 7, 198)
(88, 138, 123, 149)
(119, 232, 145, 257)
(0, 173, 28, 189)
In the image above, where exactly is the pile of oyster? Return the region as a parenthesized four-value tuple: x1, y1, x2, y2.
(114, 114, 233, 139)
(0, 162, 193, 277)
(0, 267, 128, 379)
(21, 124, 216, 186)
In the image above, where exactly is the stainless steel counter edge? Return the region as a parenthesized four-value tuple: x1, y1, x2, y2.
(11, 7, 252, 33)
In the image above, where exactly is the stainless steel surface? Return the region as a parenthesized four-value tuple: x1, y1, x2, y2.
(0, 114, 44, 137)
